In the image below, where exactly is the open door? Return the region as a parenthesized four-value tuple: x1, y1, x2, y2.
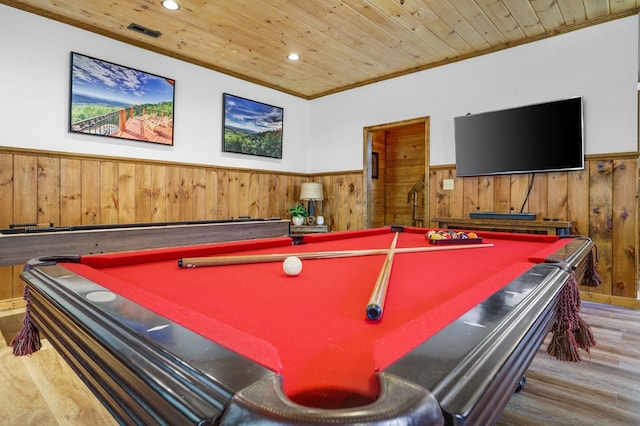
(364, 117, 429, 228)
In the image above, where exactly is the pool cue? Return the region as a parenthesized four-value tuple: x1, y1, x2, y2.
(177, 242, 493, 268)
(365, 232, 399, 321)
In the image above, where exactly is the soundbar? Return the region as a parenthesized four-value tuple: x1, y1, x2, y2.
(469, 212, 536, 220)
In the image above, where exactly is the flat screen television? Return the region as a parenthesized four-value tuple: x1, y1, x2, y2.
(454, 97, 584, 177)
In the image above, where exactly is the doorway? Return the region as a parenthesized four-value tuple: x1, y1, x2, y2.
(364, 117, 429, 228)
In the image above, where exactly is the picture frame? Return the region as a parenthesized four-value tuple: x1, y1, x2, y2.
(372, 152, 379, 179)
(69, 52, 175, 146)
(223, 93, 283, 159)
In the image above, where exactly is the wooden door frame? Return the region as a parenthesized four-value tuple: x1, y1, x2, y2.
(363, 116, 430, 228)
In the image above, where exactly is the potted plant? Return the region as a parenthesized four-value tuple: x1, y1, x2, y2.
(288, 204, 308, 226)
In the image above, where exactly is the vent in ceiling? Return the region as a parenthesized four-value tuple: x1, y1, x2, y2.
(127, 23, 161, 38)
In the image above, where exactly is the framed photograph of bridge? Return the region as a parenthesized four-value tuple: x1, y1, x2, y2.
(222, 93, 283, 159)
(69, 52, 175, 146)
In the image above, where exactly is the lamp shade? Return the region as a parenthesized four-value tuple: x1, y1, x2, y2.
(299, 182, 324, 201)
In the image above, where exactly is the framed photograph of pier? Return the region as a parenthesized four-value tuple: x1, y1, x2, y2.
(69, 52, 175, 146)
(222, 93, 283, 159)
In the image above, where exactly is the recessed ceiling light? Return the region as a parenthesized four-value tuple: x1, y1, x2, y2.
(162, 0, 180, 10)
(288, 53, 300, 61)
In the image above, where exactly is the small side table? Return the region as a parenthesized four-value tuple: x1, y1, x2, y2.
(431, 217, 574, 236)
(290, 225, 329, 234)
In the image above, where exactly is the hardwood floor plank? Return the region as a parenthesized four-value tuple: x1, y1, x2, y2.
(0, 344, 55, 424)
(499, 301, 640, 426)
(0, 340, 116, 426)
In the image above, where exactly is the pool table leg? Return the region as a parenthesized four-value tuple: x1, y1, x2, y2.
(515, 375, 527, 393)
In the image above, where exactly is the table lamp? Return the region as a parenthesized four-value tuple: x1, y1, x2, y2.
(299, 182, 324, 217)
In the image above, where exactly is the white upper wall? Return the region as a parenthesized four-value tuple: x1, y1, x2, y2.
(308, 14, 639, 172)
(0, 4, 311, 173)
(1, 5, 638, 174)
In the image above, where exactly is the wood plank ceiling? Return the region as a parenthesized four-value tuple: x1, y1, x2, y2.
(3, 0, 639, 99)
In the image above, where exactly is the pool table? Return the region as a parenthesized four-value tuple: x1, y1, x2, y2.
(17, 226, 595, 425)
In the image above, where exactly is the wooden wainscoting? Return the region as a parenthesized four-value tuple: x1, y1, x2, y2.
(2, 146, 637, 307)
(0, 147, 366, 301)
(428, 154, 639, 306)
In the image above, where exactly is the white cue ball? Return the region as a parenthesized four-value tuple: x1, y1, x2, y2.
(283, 256, 303, 276)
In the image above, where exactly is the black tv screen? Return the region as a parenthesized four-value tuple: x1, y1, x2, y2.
(454, 97, 584, 177)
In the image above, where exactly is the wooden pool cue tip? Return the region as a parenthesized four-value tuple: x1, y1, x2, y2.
(177, 243, 494, 268)
(365, 233, 399, 321)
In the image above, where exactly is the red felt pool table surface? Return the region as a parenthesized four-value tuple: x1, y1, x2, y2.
(60, 227, 570, 405)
